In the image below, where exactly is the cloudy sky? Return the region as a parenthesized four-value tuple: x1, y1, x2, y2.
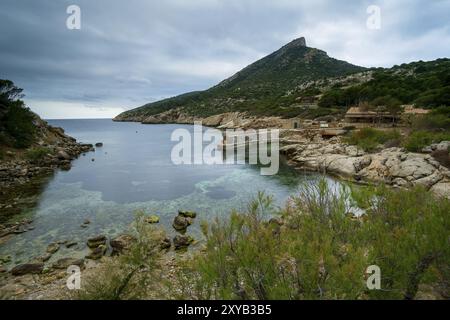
(0, 0, 449, 119)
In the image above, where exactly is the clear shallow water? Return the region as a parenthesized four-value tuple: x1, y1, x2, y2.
(0, 119, 341, 267)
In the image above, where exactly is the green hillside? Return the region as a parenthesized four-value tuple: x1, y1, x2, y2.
(116, 38, 450, 121)
(116, 38, 366, 119)
(318, 58, 450, 109)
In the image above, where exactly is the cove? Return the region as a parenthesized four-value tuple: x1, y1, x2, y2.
(0, 119, 342, 268)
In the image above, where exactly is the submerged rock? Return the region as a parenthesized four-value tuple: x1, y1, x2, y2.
(37, 253, 53, 262)
(178, 211, 197, 219)
(11, 263, 44, 276)
(46, 243, 60, 254)
(60, 161, 72, 171)
(172, 215, 191, 232)
(65, 241, 78, 249)
(145, 215, 160, 224)
(0, 255, 11, 264)
(80, 219, 91, 229)
(87, 235, 107, 249)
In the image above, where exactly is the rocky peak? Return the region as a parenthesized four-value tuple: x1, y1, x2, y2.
(286, 37, 307, 48)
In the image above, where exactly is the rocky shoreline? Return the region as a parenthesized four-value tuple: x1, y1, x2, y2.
(279, 132, 450, 199)
(1, 114, 448, 299)
(0, 130, 94, 190)
(0, 210, 197, 299)
(0, 119, 95, 222)
(115, 111, 450, 199)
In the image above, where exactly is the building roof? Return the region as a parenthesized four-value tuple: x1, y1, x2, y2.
(346, 105, 429, 118)
(346, 107, 377, 116)
(403, 105, 430, 115)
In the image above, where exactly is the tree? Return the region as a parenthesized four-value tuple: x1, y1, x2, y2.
(0, 79, 35, 148)
(371, 96, 403, 124)
(0, 79, 24, 105)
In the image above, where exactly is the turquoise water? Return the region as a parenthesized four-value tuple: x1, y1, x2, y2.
(0, 119, 340, 267)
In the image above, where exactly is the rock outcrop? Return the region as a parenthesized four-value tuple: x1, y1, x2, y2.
(0, 116, 95, 222)
(280, 133, 450, 198)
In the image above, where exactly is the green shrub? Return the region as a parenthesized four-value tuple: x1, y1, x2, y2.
(1, 80, 36, 148)
(362, 186, 450, 299)
(173, 185, 369, 300)
(403, 131, 450, 152)
(412, 107, 450, 131)
(172, 182, 449, 300)
(344, 128, 401, 152)
(75, 212, 166, 300)
(3, 101, 36, 148)
(25, 147, 51, 163)
(79, 183, 449, 300)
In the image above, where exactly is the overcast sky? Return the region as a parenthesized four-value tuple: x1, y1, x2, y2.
(0, 0, 449, 119)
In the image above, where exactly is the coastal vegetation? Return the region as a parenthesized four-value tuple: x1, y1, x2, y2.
(75, 212, 167, 300)
(344, 128, 401, 152)
(76, 182, 450, 300)
(24, 147, 52, 163)
(343, 108, 450, 160)
(318, 59, 450, 110)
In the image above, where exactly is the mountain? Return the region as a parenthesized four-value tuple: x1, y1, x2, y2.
(115, 37, 366, 121)
(115, 38, 450, 123)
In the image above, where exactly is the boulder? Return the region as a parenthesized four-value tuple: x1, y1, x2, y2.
(110, 234, 136, 255)
(423, 141, 450, 153)
(390, 158, 436, 180)
(173, 215, 192, 232)
(160, 237, 171, 250)
(430, 181, 450, 199)
(324, 155, 357, 177)
(52, 258, 84, 270)
(11, 263, 44, 276)
(86, 245, 107, 260)
(57, 150, 71, 161)
(413, 171, 443, 189)
(173, 235, 194, 250)
(345, 145, 365, 157)
(87, 235, 107, 249)
(60, 161, 71, 171)
(353, 155, 372, 172)
(435, 141, 450, 152)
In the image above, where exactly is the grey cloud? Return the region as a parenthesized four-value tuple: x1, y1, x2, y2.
(0, 0, 449, 118)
